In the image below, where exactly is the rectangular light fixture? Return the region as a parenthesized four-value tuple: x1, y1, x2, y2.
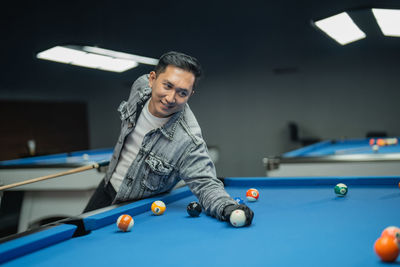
(37, 45, 158, 73)
(372, 8, 400, 37)
(314, 12, 366, 45)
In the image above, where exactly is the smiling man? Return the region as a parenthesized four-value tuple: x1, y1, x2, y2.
(84, 51, 254, 226)
(148, 65, 194, 118)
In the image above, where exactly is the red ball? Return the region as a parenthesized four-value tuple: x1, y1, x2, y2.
(246, 188, 259, 202)
(369, 138, 375, 146)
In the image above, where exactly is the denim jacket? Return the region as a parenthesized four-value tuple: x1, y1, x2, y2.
(104, 74, 236, 220)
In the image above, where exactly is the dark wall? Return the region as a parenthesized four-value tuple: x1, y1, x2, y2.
(1, 0, 400, 176)
(0, 100, 89, 160)
(2, 49, 399, 176)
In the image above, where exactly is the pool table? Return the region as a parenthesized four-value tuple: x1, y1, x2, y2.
(0, 148, 113, 232)
(1, 176, 399, 266)
(263, 138, 400, 177)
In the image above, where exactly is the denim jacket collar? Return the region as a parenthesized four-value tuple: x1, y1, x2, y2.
(160, 106, 185, 141)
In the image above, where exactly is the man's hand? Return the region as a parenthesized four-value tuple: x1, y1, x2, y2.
(222, 204, 254, 227)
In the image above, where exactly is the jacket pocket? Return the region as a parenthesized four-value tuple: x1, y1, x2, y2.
(142, 154, 174, 192)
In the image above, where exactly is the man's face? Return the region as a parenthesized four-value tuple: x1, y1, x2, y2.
(148, 65, 195, 118)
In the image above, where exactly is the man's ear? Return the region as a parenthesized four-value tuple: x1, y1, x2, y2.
(149, 71, 156, 87)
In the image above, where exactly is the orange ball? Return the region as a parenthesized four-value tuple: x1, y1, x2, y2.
(377, 139, 386, 146)
(382, 226, 400, 243)
(246, 188, 259, 202)
(116, 214, 134, 232)
(374, 235, 399, 262)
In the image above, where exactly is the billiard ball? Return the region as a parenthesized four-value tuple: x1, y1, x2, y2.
(372, 145, 379, 152)
(374, 235, 399, 262)
(116, 214, 134, 232)
(230, 209, 246, 227)
(381, 226, 400, 243)
(187, 201, 202, 217)
(151, 200, 166, 215)
(246, 188, 259, 202)
(386, 138, 398, 145)
(369, 138, 375, 146)
(377, 138, 386, 146)
(334, 183, 348, 196)
(391, 138, 398, 145)
(234, 197, 244, 204)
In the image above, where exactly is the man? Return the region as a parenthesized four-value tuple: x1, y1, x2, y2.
(84, 51, 253, 226)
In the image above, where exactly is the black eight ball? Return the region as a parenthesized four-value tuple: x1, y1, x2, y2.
(187, 201, 202, 217)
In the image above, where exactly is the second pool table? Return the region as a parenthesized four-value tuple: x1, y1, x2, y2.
(264, 138, 400, 177)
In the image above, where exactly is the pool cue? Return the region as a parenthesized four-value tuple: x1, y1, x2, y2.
(0, 160, 109, 191)
(0, 184, 3, 206)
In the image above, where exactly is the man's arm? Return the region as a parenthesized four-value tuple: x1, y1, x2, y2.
(178, 142, 253, 224)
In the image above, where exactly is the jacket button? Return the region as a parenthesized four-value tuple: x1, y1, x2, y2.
(128, 123, 133, 128)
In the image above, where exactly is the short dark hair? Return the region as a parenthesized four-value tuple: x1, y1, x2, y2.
(154, 51, 202, 88)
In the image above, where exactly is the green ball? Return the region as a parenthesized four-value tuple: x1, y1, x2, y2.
(334, 183, 348, 196)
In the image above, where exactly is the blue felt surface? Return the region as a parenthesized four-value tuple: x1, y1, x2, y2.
(2, 178, 400, 266)
(283, 139, 400, 157)
(0, 224, 77, 264)
(224, 176, 400, 187)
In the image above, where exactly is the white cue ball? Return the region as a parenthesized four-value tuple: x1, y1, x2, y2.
(372, 145, 379, 152)
(230, 209, 246, 227)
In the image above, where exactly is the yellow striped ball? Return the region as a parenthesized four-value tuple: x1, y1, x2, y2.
(151, 200, 166, 215)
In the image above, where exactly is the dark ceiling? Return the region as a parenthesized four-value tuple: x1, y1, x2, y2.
(1, 0, 400, 91)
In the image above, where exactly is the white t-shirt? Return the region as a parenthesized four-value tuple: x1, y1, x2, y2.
(110, 99, 170, 192)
